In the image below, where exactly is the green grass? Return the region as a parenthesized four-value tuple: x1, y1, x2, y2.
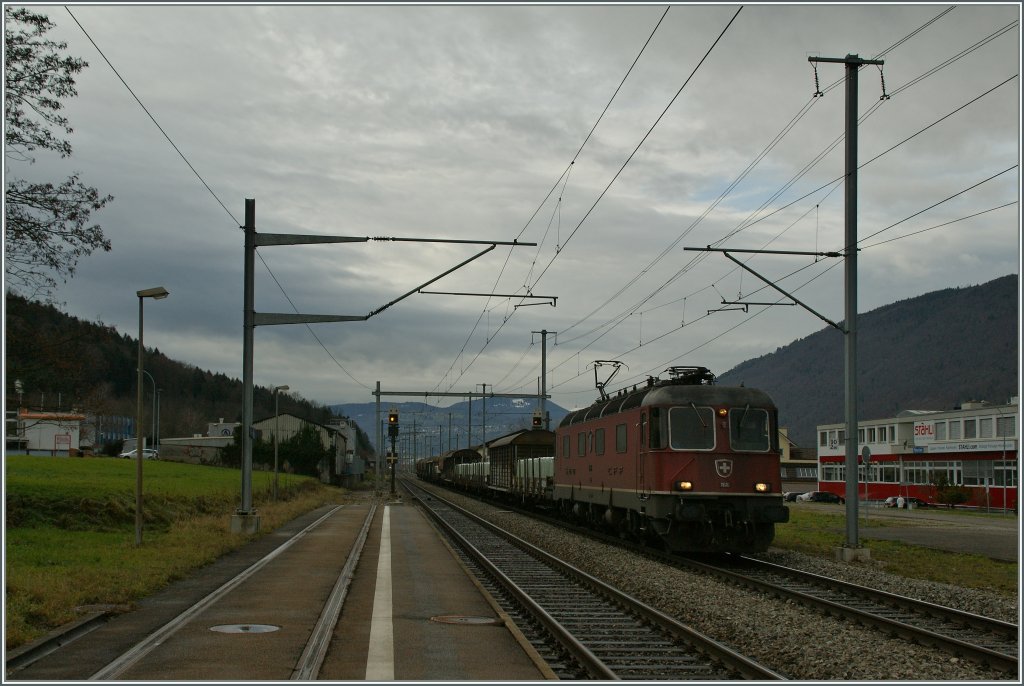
(773, 506, 1018, 594)
(4, 455, 347, 650)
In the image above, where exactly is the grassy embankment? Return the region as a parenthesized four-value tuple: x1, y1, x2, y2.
(5, 455, 352, 650)
(775, 505, 1018, 594)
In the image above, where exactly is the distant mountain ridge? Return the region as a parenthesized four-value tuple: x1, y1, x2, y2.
(330, 396, 569, 453)
(716, 274, 1019, 448)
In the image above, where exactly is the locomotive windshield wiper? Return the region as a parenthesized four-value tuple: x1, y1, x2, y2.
(690, 402, 707, 430)
(737, 403, 750, 434)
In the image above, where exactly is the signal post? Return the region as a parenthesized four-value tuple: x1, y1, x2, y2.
(388, 408, 399, 496)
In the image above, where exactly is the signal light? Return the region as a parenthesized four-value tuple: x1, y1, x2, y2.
(532, 412, 542, 428)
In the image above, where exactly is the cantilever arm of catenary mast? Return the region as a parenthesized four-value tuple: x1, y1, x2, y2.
(254, 237, 535, 326)
(365, 243, 498, 318)
(683, 246, 845, 332)
(720, 251, 845, 332)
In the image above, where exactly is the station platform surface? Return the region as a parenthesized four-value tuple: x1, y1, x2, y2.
(9, 495, 553, 681)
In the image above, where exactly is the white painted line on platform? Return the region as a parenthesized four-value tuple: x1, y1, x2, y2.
(365, 505, 394, 680)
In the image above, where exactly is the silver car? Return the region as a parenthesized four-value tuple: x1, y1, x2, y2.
(118, 449, 159, 460)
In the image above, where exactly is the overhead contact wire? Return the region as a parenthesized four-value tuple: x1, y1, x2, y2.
(66, 6, 370, 390)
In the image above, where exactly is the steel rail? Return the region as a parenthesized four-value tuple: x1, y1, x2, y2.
(405, 479, 783, 680)
(419, 476, 1018, 676)
(407, 483, 616, 679)
(670, 554, 1018, 674)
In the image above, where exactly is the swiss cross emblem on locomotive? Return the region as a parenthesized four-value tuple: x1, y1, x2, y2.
(715, 459, 734, 478)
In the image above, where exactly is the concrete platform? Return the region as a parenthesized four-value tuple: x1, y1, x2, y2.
(9, 495, 552, 681)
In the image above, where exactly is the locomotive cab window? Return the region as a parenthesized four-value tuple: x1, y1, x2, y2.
(668, 405, 715, 450)
(729, 406, 770, 452)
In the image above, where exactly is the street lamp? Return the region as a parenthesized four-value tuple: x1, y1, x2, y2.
(136, 286, 169, 547)
(273, 385, 289, 501)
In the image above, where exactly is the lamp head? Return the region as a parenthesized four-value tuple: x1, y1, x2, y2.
(137, 286, 170, 299)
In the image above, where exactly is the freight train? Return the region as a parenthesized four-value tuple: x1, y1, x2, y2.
(416, 366, 788, 554)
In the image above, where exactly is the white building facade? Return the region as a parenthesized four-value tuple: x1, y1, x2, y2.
(816, 398, 1018, 510)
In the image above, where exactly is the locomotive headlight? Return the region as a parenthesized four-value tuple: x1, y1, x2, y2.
(677, 481, 693, 491)
(754, 482, 770, 493)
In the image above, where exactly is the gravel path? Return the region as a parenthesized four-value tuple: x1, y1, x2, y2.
(429, 486, 1018, 681)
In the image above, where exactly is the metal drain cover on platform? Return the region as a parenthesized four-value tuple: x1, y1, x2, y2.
(209, 624, 280, 634)
(429, 615, 502, 626)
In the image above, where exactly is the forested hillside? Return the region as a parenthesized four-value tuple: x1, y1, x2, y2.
(717, 275, 1019, 448)
(4, 293, 371, 454)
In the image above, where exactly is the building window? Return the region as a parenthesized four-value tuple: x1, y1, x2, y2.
(878, 464, 899, 483)
(821, 463, 843, 481)
(867, 427, 876, 443)
(964, 419, 977, 439)
(979, 418, 993, 438)
(996, 416, 1016, 438)
(948, 421, 961, 440)
(820, 431, 828, 447)
(858, 428, 865, 444)
(935, 421, 946, 440)
(878, 426, 887, 443)
(995, 461, 1017, 487)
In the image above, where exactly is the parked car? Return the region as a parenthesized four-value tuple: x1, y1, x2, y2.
(798, 490, 845, 504)
(883, 496, 931, 509)
(783, 491, 805, 502)
(118, 448, 159, 460)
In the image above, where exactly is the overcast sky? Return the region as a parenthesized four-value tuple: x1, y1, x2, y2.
(7, 2, 1021, 414)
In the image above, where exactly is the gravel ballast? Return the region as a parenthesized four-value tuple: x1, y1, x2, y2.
(425, 486, 1019, 681)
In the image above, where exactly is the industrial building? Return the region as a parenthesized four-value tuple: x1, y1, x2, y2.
(816, 397, 1018, 511)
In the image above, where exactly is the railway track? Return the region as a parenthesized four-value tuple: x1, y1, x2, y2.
(422, 478, 1018, 676)
(675, 554, 1019, 675)
(403, 479, 783, 680)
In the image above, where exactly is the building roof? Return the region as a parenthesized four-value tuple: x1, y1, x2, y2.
(18, 410, 86, 421)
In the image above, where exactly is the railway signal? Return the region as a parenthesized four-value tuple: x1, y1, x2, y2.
(532, 411, 543, 428)
(387, 409, 399, 496)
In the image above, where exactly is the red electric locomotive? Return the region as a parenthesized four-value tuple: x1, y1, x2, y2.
(554, 366, 789, 553)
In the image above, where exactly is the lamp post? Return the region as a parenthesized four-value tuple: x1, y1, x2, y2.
(135, 286, 169, 547)
(272, 385, 289, 501)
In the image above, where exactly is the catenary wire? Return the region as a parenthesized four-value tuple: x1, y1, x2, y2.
(64, 6, 371, 390)
(432, 5, 677, 395)
(551, 9, 1003, 346)
(497, 8, 983, 394)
